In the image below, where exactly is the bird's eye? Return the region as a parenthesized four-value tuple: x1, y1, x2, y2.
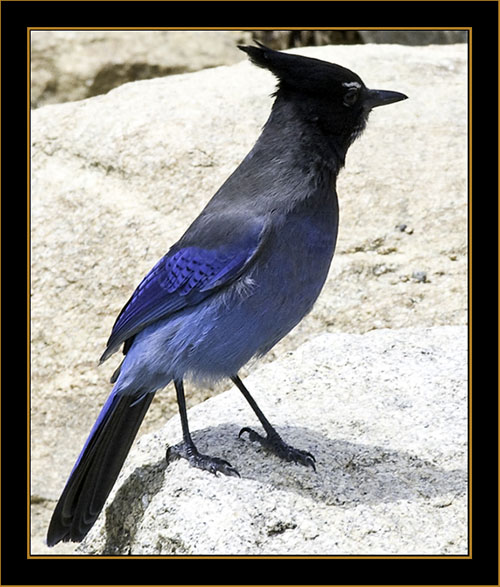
(343, 89, 359, 107)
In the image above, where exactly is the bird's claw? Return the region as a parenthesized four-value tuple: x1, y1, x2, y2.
(166, 443, 240, 477)
(239, 427, 316, 471)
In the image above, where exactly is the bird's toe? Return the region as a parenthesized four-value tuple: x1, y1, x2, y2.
(239, 427, 316, 471)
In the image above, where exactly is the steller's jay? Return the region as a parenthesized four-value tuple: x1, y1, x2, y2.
(47, 43, 407, 546)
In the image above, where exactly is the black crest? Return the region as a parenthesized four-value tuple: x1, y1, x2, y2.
(238, 42, 364, 96)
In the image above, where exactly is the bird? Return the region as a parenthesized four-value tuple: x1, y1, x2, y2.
(46, 42, 407, 546)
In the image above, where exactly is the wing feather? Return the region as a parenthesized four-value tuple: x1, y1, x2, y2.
(100, 225, 265, 362)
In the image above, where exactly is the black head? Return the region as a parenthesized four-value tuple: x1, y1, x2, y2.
(239, 43, 407, 159)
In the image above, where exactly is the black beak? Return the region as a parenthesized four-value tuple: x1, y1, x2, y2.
(364, 88, 408, 109)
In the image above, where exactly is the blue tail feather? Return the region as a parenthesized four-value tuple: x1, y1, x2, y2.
(47, 390, 155, 546)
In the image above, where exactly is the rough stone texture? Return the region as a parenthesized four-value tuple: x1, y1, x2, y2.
(358, 30, 468, 45)
(75, 326, 467, 555)
(30, 30, 467, 108)
(30, 30, 252, 108)
(30, 43, 468, 555)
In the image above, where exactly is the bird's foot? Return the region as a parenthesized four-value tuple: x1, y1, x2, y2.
(239, 427, 316, 471)
(166, 443, 240, 477)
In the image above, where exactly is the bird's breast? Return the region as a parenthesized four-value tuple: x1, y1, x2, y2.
(234, 192, 339, 356)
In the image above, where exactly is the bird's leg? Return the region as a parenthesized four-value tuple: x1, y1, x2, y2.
(232, 375, 316, 471)
(166, 379, 240, 477)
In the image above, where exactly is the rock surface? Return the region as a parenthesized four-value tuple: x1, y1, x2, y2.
(30, 30, 467, 108)
(30, 30, 252, 108)
(77, 326, 467, 555)
(358, 30, 467, 45)
(30, 42, 468, 555)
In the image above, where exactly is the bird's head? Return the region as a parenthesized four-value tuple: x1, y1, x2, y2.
(239, 43, 407, 159)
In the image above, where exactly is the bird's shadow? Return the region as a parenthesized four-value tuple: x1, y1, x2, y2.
(99, 423, 466, 554)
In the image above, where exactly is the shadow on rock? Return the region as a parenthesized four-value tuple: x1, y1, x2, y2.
(96, 422, 465, 554)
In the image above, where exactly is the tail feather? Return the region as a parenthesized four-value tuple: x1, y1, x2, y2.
(47, 390, 155, 546)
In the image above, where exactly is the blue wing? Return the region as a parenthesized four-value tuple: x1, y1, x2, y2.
(100, 226, 264, 362)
